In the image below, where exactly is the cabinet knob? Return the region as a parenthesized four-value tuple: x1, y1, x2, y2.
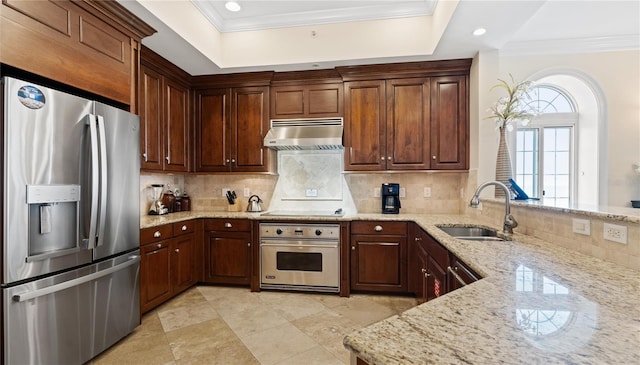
(142, 152, 147, 161)
(181, 225, 188, 231)
(351, 246, 356, 251)
(247, 242, 251, 247)
(226, 159, 230, 163)
(175, 248, 180, 253)
(156, 243, 162, 249)
(166, 156, 171, 163)
(374, 225, 383, 232)
(432, 155, 436, 160)
(387, 156, 391, 160)
(380, 157, 385, 161)
(421, 268, 426, 273)
(425, 272, 431, 278)
(415, 237, 421, 241)
(225, 222, 233, 228)
(231, 159, 236, 163)
(153, 231, 161, 238)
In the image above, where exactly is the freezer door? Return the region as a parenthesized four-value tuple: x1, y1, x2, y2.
(92, 103, 140, 260)
(3, 251, 140, 364)
(2, 77, 93, 284)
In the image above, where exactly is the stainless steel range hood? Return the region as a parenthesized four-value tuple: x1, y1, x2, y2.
(263, 118, 343, 150)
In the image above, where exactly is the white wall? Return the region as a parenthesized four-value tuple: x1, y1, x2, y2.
(472, 49, 640, 208)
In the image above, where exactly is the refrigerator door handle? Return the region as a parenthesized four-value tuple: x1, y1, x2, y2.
(83, 114, 100, 249)
(12, 255, 140, 302)
(96, 115, 108, 248)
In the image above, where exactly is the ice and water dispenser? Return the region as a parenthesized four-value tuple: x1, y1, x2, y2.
(26, 184, 81, 257)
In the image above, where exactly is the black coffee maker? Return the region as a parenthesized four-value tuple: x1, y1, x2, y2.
(381, 183, 401, 214)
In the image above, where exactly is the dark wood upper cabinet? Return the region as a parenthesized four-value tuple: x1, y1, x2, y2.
(139, 47, 191, 172)
(0, 0, 155, 109)
(194, 85, 273, 173)
(271, 83, 343, 119)
(385, 78, 431, 170)
(343, 80, 386, 171)
(430, 76, 469, 170)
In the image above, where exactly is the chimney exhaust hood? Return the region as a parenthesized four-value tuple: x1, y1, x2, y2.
(264, 118, 344, 150)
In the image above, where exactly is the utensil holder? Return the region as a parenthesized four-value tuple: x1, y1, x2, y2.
(227, 203, 241, 212)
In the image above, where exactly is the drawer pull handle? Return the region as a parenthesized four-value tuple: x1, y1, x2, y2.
(374, 225, 383, 232)
(153, 231, 161, 238)
(225, 222, 233, 228)
(181, 225, 188, 231)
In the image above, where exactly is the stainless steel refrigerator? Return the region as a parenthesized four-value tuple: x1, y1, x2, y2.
(1, 76, 141, 364)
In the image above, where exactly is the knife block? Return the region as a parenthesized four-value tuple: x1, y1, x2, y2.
(227, 203, 242, 212)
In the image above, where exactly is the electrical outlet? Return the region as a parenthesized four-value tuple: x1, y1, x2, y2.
(305, 188, 318, 197)
(603, 223, 627, 244)
(572, 218, 590, 235)
(423, 187, 431, 198)
(222, 188, 230, 197)
(243, 187, 250, 197)
(374, 188, 381, 197)
(399, 188, 406, 198)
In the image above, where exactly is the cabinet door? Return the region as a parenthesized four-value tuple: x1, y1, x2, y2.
(344, 81, 386, 171)
(204, 232, 251, 285)
(140, 240, 172, 313)
(307, 83, 343, 117)
(195, 88, 232, 172)
(430, 76, 468, 170)
(350, 235, 407, 292)
(232, 86, 271, 172)
(271, 86, 304, 118)
(163, 78, 190, 172)
(408, 237, 428, 304)
(426, 256, 447, 301)
(139, 65, 163, 170)
(172, 233, 196, 294)
(386, 78, 431, 170)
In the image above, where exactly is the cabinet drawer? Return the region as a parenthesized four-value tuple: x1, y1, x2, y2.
(140, 224, 173, 245)
(173, 220, 196, 236)
(351, 221, 407, 235)
(204, 219, 251, 232)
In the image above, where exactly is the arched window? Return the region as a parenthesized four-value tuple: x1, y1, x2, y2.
(514, 85, 578, 207)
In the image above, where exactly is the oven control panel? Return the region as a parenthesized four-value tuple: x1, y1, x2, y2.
(260, 223, 340, 240)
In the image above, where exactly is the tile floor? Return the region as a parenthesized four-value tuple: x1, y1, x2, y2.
(91, 286, 417, 365)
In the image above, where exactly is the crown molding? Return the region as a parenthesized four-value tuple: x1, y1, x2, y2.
(500, 34, 640, 57)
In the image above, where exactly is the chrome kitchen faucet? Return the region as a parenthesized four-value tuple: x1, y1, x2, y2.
(469, 181, 518, 234)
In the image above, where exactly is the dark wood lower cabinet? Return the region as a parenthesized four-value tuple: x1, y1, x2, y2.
(203, 219, 253, 285)
(350, 221, 407, 292)
(140, 220, 199, 314)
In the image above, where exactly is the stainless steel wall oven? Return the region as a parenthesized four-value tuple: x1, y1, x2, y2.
(260, 223, 340, 293)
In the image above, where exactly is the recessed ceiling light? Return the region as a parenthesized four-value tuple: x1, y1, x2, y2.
(225, 1, 241, 12)
(473, 27, 487, 36)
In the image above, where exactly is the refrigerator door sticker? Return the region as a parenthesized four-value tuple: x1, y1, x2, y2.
(17, 85, 46, 109)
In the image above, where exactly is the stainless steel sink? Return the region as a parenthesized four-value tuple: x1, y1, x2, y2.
(437, 225, 509, 241)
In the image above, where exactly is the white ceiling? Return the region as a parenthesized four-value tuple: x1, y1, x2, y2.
(117, 0, 640, 75)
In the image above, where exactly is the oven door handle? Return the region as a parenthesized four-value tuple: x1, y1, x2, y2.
(260, 242, 338, 249)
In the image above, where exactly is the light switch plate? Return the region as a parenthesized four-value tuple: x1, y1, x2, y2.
(424, 187, 431, 198)
(572, 218, 591, 235)
(399, 188, 406, 198)
(243, 187, 250, 197)
(374, 188, 380, 197)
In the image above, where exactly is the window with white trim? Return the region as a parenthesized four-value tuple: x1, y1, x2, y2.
(515, 85, 578, 207)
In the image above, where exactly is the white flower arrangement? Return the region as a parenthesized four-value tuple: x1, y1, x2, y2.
(486, 74, 536, 131)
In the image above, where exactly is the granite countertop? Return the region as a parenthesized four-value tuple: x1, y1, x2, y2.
(140, 210, 640, 364)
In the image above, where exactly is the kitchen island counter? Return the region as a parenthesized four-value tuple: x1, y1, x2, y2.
(140, 211, 639, 364)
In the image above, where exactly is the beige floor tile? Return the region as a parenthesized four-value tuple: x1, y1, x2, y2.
(273, 345, 345, 365)
(240, 322, 318, 365)
(257, 290, 327, 321)
(96, 286, 419, 365)
(165, 318, 239, 360)
(157, 287, 208, 312)
(331, 296, 398, 326)
(291, 309, 358, 363)
(158, 301, 219, 332)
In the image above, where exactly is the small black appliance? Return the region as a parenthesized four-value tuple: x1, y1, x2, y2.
(381, 183, 401, 214)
